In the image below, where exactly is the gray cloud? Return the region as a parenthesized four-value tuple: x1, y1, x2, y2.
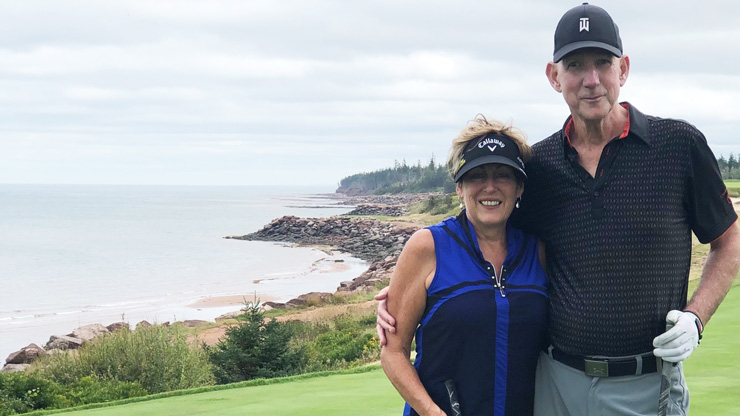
(1, 0, 738, 186)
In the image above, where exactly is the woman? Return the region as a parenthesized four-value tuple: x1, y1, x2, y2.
(380, 116, 548, 416)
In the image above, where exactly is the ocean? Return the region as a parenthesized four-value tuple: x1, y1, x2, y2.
(0, 184, 366, 362)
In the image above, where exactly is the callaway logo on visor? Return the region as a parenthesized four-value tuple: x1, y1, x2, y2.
(453, 133, 526, 183)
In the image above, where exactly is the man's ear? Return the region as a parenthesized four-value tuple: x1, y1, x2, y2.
(618, 55, 630, 87)
(546, 61, 562, 92)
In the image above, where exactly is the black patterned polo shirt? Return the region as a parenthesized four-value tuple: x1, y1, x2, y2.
(513, 102, 737, 356)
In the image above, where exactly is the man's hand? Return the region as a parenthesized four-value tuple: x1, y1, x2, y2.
(375, 286, 396, 346)
(653, 310, 702, 363)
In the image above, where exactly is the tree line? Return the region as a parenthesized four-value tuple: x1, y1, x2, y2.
(718, 154, 740, 180)
(336, 158, 456, 195)
(337, 152, 738, 196)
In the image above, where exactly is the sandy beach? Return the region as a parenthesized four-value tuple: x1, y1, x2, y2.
(186, 293, 279, 309)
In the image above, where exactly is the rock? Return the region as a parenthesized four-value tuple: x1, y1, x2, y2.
(106, 322, 129, 332)
(70, 323, 109, 343)
(1, 364, 30, 373)
(285, 298, 307, 308)
(230, 215, 415, 263)
(45, 335, 83, 351)
(226, 195, 421, 310)
(295, 292, 333, 305)
(215, 311, 243, 321)
(181, 320, 209, 328)
(5, 344, 45, 365)
(135, 320, 152, 329)
(344, 204, 408, 216)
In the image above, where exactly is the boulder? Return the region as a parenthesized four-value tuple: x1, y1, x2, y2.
(70, 323, 109, 343)
(106, 322, 129, 332)
(181, 320, 209, 328)
(45, 335, 83, 351)
(295, 292, 333, 305)
(1, 364, 30, 373)
(285, 298, 307, 308)
(5, 344, 45, 365)
(135, 320, 152, 329)
(263, 301, 286, 309)
(215, 310, 243, 321)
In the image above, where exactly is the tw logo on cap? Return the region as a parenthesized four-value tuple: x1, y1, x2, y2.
(579, 17, 589, 32)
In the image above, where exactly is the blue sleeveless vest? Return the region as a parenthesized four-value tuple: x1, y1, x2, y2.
(404, 213, 548, 416)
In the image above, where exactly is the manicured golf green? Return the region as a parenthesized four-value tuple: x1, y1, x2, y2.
(44, 369, 405, 416)
(683, 283, 740, 415)
(41, 285, 740, 416)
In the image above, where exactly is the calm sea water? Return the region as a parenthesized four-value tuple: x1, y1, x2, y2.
(0, 184, 365, 361)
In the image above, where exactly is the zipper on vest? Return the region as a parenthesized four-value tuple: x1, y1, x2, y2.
(486, 263, 506, 298)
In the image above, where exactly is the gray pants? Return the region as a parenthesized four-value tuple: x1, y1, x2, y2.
(534, 351, 690, 416)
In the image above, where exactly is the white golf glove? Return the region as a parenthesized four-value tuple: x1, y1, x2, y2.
(653, 310, 703, 363)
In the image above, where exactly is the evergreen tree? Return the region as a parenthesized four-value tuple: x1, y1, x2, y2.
(208, 303, 304, 384)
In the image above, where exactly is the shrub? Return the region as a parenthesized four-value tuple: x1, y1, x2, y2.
(66, 376, 147, 405)
(312, 330, 373, 365)
(35, 324, 215, 394)
(0, 372, 69, 415)
(297, 313, 379, 370)
(208, 302, 306, 384)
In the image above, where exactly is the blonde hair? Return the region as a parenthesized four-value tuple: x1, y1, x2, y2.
(446, 115, 532, 180)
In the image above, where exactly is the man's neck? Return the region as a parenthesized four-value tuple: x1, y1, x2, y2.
(570, 105, 629, 148)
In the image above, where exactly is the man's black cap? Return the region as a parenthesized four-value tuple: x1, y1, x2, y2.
(553, 3, 622, 62)
(453, 134, 527, 183)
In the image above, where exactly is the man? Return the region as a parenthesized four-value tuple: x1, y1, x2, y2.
(376, 3, 740, 415)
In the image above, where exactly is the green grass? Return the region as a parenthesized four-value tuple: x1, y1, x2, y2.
(725, 179, 739, 197)
(34, 366, 404, 416)
(34, 286, 739, 416)
(683, 284, 740, 415)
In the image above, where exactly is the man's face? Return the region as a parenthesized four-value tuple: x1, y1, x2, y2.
(548, 49, 628, 123)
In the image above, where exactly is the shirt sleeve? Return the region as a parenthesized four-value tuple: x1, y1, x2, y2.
(685, 131, 738, 243)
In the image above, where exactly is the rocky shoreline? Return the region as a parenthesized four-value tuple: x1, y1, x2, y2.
(3, 193, 428, 373)
(225, 195, 426, 308)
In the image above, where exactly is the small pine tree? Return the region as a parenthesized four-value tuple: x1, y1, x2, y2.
(208, 302, 305, 384)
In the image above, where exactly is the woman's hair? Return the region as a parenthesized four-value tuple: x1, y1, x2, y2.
(446, 115, 532, 181)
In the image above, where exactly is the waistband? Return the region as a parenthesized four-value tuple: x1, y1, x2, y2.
(546, 345, 658, 378)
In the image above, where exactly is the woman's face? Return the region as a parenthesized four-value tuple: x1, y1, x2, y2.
(456, 164, 524, 231)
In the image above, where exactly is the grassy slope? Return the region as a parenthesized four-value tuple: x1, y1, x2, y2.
(725, 179, 739, 197)
(37, 286, 740, 415)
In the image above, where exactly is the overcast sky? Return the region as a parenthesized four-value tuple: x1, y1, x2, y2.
(1, 0, 738, 187)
